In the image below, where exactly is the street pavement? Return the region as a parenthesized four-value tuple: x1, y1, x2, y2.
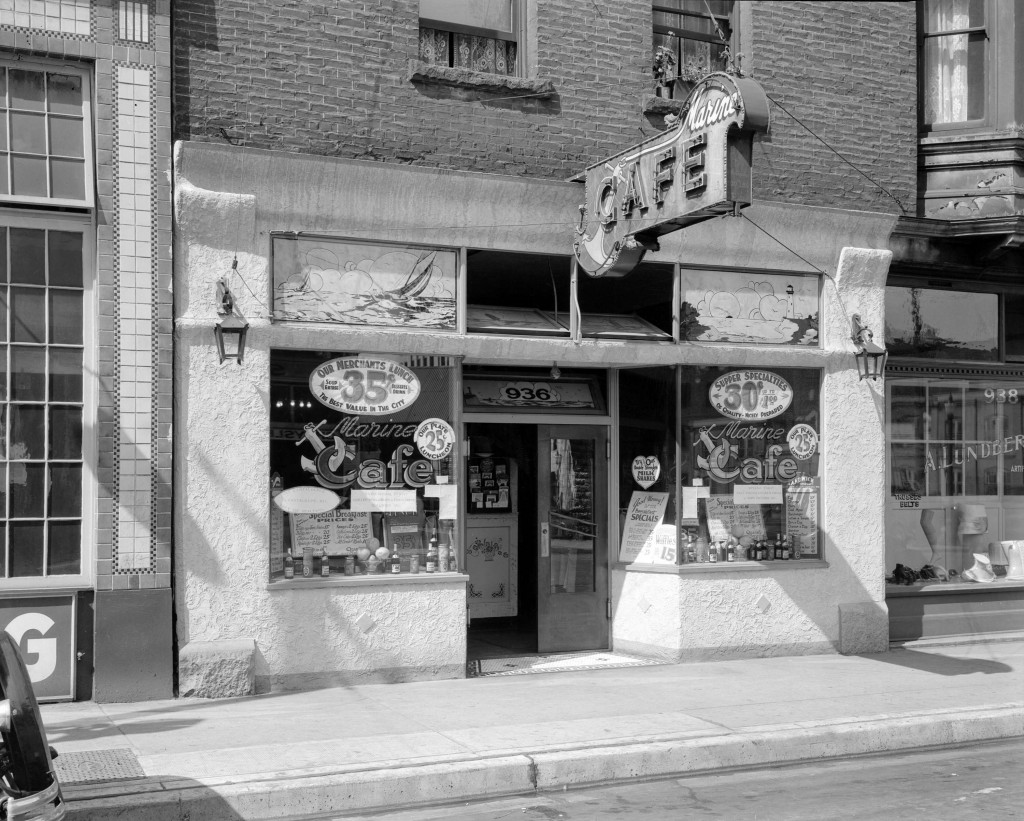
(40, 635, 1024, 820)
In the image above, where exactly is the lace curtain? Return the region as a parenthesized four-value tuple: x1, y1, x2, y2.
(923, 0, 973, 124)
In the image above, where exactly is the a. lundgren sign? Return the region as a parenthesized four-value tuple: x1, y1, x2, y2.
(573, 72, 770, 278)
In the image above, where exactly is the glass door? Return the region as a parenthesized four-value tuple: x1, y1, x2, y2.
(537, 425, 608, 653)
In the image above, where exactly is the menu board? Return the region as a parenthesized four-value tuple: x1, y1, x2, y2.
(269, 475, 285, 573)
(785, 486, 819, 557)
(290, 509, 373, 555)
(703, 495, 766, 543)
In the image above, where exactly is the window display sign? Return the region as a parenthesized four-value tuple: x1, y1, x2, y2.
(291, 510, 373, 556)
(785, 485, 819, 557)
(708, 370, 793, 421)
(619, 491, 670, 563)
(310, 356, 421, 416)
(704, 495, 767, 544)
(631, 455, 661, 489)
(272, 235, 457, 330)
(415, 418, 455, 460)
(272, 485, 341, 514)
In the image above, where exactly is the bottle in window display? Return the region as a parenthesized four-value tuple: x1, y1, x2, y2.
(284, 549, 295, 579)
(320, 547, 330, 577)
(426, 529, 439, 573)
(726, 540, 735, 562)
(390, 546, 402, 574)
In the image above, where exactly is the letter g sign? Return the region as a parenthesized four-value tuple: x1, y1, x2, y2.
(5, 613, 57, 683)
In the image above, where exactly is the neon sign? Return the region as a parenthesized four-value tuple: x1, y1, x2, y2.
(573, 73, 770, 278)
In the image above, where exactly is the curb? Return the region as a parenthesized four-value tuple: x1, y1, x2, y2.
(62, 704, 1024, 820)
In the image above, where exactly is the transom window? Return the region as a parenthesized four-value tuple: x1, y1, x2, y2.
(653, 1, 733, 92)
(418, 0, 519, 76)
(0, 219, 89, 582)
(0, 60, 93, 207)
(921, 0, 986, 126)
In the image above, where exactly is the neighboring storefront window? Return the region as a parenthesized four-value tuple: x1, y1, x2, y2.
(269, 351, 459, 581)
(885, 286, 998, 361)
(620, 365, 822, 566)
(886, 374, 1024, 582)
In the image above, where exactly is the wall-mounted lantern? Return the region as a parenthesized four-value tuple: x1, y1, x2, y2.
(851, 313, 887, 381)
(215, 277, 249, 364)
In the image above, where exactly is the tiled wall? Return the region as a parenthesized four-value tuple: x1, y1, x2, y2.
(0, 0, 171, 591)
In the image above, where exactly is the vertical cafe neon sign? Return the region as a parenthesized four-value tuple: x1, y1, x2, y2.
(573, 73, 770, 278)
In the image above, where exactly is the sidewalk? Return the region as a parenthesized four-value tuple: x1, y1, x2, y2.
(41, 637, 1024, 820)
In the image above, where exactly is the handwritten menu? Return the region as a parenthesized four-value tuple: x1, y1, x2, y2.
(290, 510, 372, 555)
(619, 492, 669, 563)
(785, 486, 819, 557)
(703, 495, 766, 543)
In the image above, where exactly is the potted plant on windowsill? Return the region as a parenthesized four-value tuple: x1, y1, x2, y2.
(652, 45, 676, 98)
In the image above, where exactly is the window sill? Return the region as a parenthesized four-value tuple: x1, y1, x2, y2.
(642, 93, 685, 117)
(408, 60, 556, 98)
(268, 572, 469, 591)
(886, 578, 1024, 597)
(617, 559, 829, 575)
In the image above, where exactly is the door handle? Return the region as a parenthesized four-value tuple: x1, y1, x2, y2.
(540, 521, 550, 557)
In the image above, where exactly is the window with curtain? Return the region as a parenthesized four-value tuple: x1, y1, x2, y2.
(922, 0, 986, 126)
(418, 0, 519, 76)
(653, 1, 733, 92)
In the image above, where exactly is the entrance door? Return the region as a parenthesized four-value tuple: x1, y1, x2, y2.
(537, 425, 609, 653)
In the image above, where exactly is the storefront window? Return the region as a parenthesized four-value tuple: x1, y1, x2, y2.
(269, 351, 460, 581)
(620, 365, 822, 566)
(885, 286, 998, 361)
(886, 374, 1024, 581)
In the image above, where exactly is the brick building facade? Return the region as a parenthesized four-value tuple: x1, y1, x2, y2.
(167, 2, 1024, 695)
(0, 0, 173, 702)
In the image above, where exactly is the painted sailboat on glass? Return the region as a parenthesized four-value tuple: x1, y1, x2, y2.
(273, 237, 457, 329)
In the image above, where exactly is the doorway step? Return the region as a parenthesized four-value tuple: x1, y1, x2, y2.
(466, 651, 665, 678)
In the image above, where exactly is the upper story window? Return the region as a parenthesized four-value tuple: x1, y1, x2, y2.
(418, 0, 519, 76)
(653, 1, 732, 93)
(0, 60, 93, 208)
(921, 0, 986, 127)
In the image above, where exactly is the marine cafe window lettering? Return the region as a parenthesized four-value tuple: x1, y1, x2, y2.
(620, 366, 822, 568)
(269, 351, 460, 582)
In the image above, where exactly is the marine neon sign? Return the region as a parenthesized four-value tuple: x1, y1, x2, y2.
(573, 73, 770, 278)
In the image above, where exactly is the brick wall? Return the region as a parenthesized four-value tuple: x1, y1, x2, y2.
(748, 1, 917, 214)
(173, 0, 916, 214)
